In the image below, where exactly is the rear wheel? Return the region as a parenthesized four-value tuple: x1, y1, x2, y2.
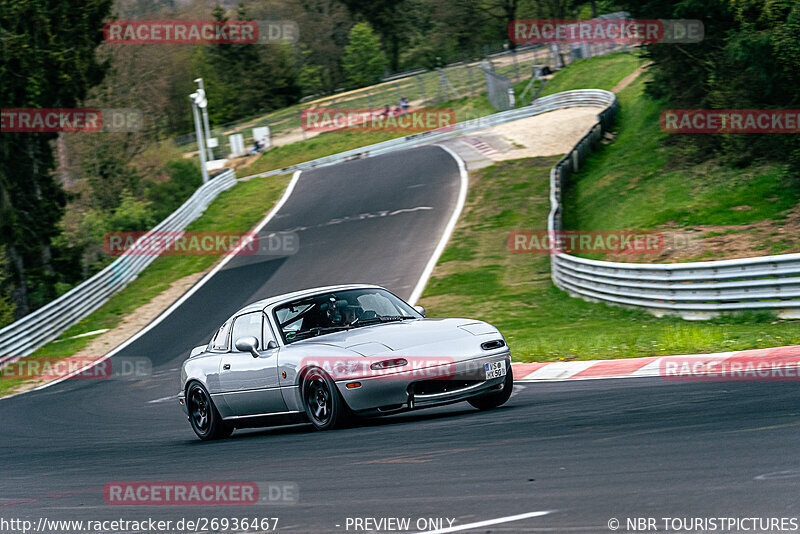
(302, 368, 350, 430)
(468, 362, 513, 410)
(187, 382, 233, 440)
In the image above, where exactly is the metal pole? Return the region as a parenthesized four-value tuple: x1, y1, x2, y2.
(191, 102, 209, 184)
(512, 48, 519, 81)
(194, 78, 214, 161)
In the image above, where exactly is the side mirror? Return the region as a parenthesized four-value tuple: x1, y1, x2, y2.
(190, 345, 205, 358)
(234, 336, 260, 358)
(266, 340, 278, 350)
(413, 305, 426, 317)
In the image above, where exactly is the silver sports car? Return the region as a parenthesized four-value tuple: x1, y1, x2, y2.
(179, 284, 512, 440)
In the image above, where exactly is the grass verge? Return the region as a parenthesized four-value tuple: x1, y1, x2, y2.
(513, 52, 644, 98)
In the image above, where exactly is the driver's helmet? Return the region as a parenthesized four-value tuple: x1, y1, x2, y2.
(341, 305, 362, 324)
(323, 298, 347, 325)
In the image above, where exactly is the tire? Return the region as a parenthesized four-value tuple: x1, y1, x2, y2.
(187, 382, 233, 441)
(468, 361, 513, 410)
(301, 367, 351, 430)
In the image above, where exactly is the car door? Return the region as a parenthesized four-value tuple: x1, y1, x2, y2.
(219, 311, 286, 416)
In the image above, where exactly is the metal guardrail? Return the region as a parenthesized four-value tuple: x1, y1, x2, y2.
(242, 89, 618, 180)
(0, 169, 237, 361)
(545, 91, 800, 320)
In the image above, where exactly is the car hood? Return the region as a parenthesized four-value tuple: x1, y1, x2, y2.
(296, 318, 502, 356)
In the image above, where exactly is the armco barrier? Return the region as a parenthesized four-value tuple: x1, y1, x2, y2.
(242, 89, 619, 180)
(544, 91, 800, 320)
(0, 169, 237, 361)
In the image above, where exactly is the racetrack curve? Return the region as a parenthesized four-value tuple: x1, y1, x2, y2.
(2, 145, 799, 533)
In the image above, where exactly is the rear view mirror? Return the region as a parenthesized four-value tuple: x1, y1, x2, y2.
(234, 336, 260, 358)
(413, 305, 426, 317)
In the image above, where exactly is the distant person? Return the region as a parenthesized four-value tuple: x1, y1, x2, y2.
(248, 139, 263, 155)
(400, 97, 409, 115)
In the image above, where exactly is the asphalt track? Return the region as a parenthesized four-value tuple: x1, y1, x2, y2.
(2, 146, 800, 533)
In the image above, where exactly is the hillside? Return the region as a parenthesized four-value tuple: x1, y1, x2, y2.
(562, 75, 798, 262)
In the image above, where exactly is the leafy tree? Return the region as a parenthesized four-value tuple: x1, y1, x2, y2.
(0, 247, 15, 328)
(342, 22, 388, 88)
(296, 45, 325, 96)
(192, 5, 301, 124)
(622, 0, 800, 172)
(0, 0, 113, 316)
(339, 0, 411, 71)
(144, 160, 203, 222)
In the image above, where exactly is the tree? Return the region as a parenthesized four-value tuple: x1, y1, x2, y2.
(0, 0, 113, 316)
(342, 23, 387, 88)
(621, 0, 800, 170)
(192, 4, 301, 124)
(0, 247, 15, 328)
(339, 0, 411, 71)
(291, 0, 353, 93)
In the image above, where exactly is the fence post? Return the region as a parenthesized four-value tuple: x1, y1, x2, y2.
(417, 75, 427, 105)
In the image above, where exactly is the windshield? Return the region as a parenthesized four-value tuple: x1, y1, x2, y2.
(274, 288, 420, 344)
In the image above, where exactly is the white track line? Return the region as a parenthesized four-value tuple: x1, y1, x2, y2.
(408, 145, 469, 305)
(1, 171, 303, 401)
(415, 510, 552, 534)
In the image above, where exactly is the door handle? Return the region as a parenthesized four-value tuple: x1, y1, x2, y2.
(223, 364, 231, 370)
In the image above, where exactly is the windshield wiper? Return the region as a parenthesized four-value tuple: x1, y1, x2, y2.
(350, 316, 414, 327)
(290, 325, 352, 341)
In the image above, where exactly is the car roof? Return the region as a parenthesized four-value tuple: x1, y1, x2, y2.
(238, 284, 385, 314)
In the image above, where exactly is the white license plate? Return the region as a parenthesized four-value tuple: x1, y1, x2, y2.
(485, 360, 506, 380)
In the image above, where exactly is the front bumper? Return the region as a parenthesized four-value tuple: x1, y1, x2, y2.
(337, 351, 511, 413)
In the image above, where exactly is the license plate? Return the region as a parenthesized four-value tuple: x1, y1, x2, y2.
(485, 360, 506, 380)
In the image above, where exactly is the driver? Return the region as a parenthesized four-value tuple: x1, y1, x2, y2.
(341, 305, 362, 325)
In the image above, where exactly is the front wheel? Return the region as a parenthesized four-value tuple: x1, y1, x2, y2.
(187, 382, 233, 440)
(302, 368, 351, 430)
(468, 362, 513, 410)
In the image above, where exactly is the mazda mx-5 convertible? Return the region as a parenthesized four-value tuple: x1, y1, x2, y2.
(179, 284, 513, 440)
